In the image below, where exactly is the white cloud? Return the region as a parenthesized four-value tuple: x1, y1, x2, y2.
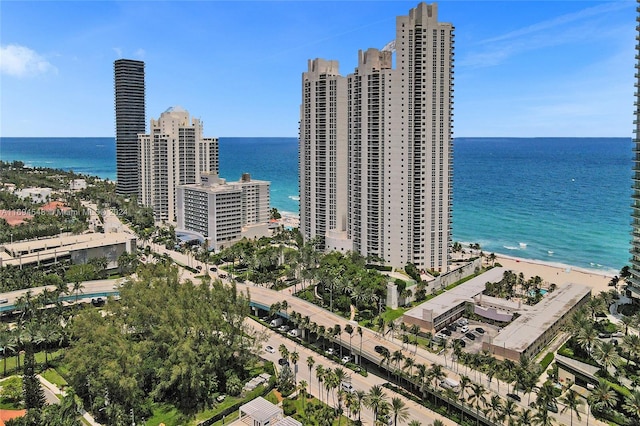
(134, 48, 146, 58)
(0, 44, 56, 78)
(113, 47, 123, 58)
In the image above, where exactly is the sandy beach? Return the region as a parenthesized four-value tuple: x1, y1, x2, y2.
(493, 253, 616, 295)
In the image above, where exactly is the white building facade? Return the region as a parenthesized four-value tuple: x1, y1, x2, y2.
(139, 106, 219, 222)
(176, 173, 271, 251)
(299, 2, 454, 271)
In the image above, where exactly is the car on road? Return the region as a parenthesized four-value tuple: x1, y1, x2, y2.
(374, 345, 389, 355)
(278, 358, 289, 366)
(475, 327, 485, 334)
(506, 393, 521, 402)
(340, 381, 355, 393)
(341, 355, 352, 364)
(91, 297, 105, 307)
(460, 325, 469, 333)
(196, 265, 202, 271)
(265, 345, 275, 353)
(465, 332, 476, 340)
(325, 347, 335, 356)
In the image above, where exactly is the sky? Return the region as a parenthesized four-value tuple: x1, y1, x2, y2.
(0, 0, 636, 137)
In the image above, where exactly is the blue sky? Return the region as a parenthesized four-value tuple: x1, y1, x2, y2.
(0, 0, 636, 137)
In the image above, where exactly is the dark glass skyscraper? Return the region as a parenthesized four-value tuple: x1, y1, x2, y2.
(114, 59, 146, 195)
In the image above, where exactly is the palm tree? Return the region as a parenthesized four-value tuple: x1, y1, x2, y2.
(468, 383, 486, 425)
(592, 341, 620, 376)
(408, 421, 421, 426)
(576, 322, 598, 355)
(390, 397, 410, 426)
(315, 365, 325, 402)
(589, 379, 618, 414)
(487, 394, 504, 423)
(334, 324, 343, 358)
(298, 380, 308, 410)
(357, 326, 363, 366)
(345, 323, 354, 357)
(0, 325, 16, 375)
(503, 398, 519, 424)
(560, 389, 583, 426)
(391, 350, 405, 382)
(354, 389, 366, 423)
(279, 344, 289, 361)
(621, 334, 640, 365)
(429, 364, 446, 403)
(365, 384, 387, 421)
(410, 324, 420, 353)
(307, 356, 315, 384)
(290, 351, 300, 381)
(623, 390, 640, 419)
(532, 407, 553, 426)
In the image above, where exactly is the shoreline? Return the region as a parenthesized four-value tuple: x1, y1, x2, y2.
(492, 253, 615, 295)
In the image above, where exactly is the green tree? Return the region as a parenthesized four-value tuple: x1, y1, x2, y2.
(391, 397, 410, 426)
(559, 389, 583, 426)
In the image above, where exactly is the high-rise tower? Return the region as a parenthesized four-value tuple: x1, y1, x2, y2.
(299, 2, 454, 271)
(629, 2, 640, 299)
(114, 59, 146, 195)
(138, 106, 219, 222)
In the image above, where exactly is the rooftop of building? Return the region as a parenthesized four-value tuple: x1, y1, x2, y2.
(404, 267, 507, 320)
(491, 283, 591, 352)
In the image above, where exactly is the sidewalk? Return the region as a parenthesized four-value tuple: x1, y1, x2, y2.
(37, 375, 102, 426)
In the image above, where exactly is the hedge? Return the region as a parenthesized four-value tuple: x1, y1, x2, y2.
(539, 352, 555, 371)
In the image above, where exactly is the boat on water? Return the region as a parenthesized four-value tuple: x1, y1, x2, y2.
(548, 251, 554, 256)
(519, 242, 527, 248)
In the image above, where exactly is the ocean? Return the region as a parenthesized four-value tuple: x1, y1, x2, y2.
(0, 136, 632, 273)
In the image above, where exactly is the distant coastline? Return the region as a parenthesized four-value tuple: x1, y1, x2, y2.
(0, 136, 631, 272)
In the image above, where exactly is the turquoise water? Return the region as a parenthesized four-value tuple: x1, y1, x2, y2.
(0, 136, 632, 272)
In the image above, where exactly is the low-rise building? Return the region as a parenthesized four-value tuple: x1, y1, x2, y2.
(16, 187, 52, 203)
(69, 179, 87, 191)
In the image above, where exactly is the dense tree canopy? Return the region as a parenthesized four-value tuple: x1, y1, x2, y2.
(64, 263, 259, 424)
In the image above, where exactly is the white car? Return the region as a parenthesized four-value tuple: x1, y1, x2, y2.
(460, 325, 469, 333)
(278, 325, 290, 332)
(265, 345, 276, 353)
(325, 347, 335, 355)
(341, 355, 352, 364)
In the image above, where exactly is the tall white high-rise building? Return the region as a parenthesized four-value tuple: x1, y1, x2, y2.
(299, 2, 454, 272)
(139, 106, 219, 222)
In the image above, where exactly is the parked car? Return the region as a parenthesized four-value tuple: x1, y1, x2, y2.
(210, 267, 217, 272)
(0, 299, 7, 304)
(341, 355, 352, 364)
(278, 358, 289, 366)
(465, 332, 476, 340)
(288, 328, 302, 337)
(447, 324, 457, 332)
(457, 318, 469, 326)
(216, 394, 226, 403)
(440, 329, 452, 336)
(453, 338, 466, 348)
(460, 325, 469, 333)
(598, 332, 612, 338)
(506, 393, 521, 402)
(340, 381, 355, 393)
(325, 347, 335, 356)
(265, 345, 275, 353)
(278, 325, 291, 333)
(91, 297, 105, 307)
(374, 345, 389, 355)
(475, 327, 485, 334)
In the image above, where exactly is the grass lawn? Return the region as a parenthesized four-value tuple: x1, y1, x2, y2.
(285, 394, 351, 425)
(145, 404, 184, 426)
(42, 368, 68, 388)
(0, 350, 64, 378)
(381, 307, 407, 322)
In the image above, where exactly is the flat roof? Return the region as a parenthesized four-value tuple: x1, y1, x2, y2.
(404, 267, 506, 321)
(239, 396, 281, 422)
(1, 233, 135, 267)
(491, 283, 591, 352)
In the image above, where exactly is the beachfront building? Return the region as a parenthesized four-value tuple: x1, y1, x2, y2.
(114, 59, 146, 196)
(16, 187, 52, 203)
(402, 267, 591, 361)
(629, 3, 640, 303)
(138, 106, 219, 222)
(176, 173, 271, 251)
(299, 59, 348, 246)
(299, 2, 454, 271)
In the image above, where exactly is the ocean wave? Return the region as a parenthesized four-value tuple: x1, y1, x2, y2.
(503, 246, 519, 250)
(288, 195, 300, 201)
